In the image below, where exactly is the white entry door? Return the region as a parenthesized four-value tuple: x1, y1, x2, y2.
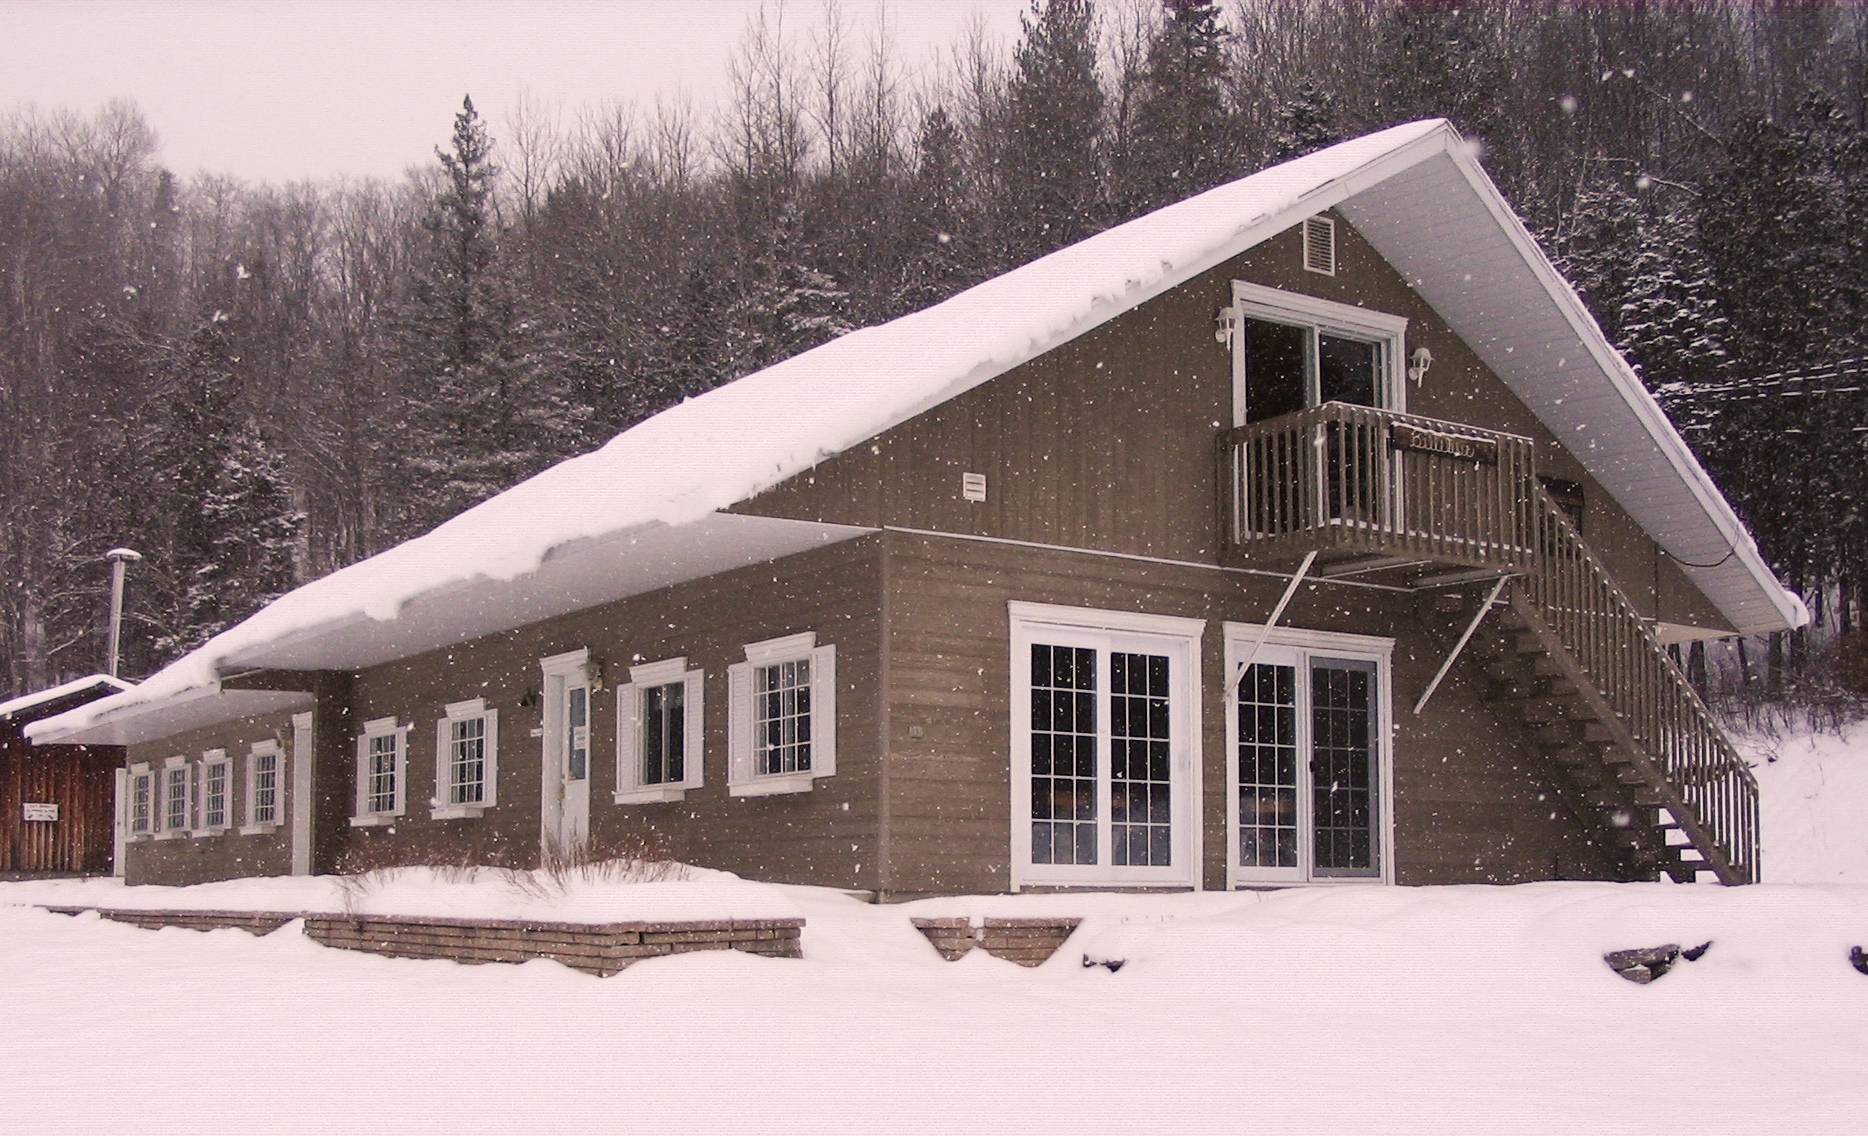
(1010, 604, 1203, 890)
(540, 649, 592, 859)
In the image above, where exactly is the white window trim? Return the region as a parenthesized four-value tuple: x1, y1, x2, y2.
(351, 715, 409, 827)
(156, 755, 191, 839)
(127, 761, 154, 840)
(1230, 280, 1409, 426)
(432, 697, 499, 819)
(615, 657, 705, 804)
(1008, 604, 1205, 892)
(193, 749, 233, 836)
(240, 739, 284, 835)
(728, 632, 836, 797)
(1223, 622, 1396, 890)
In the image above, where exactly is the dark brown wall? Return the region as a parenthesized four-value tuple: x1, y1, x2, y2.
(0, 732, 118, 875)
(740, 214, 1732, 635)
(877, 529, 1621, 897)
(123, 709, 300, 885)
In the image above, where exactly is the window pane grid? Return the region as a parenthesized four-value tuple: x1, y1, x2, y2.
(367, 733, 398, 814)
(1110, 652, 1173, 867)
(253, 752, 278, 824)
(1238, 663, 1300, 869)
(1311, 664, 1375, 875)
(203, 762, 228, 828)
(131, 773, 152, 834)
(754, 660, 812, 775)
(164, 767, 188, 831)
(1030, 644, 1097, 866)
(448, 718, 486, 805)
(643, 682, 685, 785)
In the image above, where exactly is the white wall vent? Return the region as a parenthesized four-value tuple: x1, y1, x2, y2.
(962, 472, 987, 502)
(1302, 216, 1336, 276)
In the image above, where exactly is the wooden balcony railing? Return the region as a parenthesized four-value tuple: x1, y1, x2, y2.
(1517, 488, 1760, 884)
(1219, 402, 1539, 572)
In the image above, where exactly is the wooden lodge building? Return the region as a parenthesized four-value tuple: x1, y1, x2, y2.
(32, 121, 1804, 897)
(1, 675, 130, 876)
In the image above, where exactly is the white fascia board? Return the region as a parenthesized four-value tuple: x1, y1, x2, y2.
(29, 685, 311, 747)
(0, 674, 135, 721)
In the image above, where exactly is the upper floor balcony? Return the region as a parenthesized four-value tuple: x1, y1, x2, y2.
(1218, 401, 1540, 583)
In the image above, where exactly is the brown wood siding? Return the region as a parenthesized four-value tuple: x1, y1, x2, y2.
(0, 734, 117, 874)
(739, 214, 1732, 636)
(877, 530, 1620, 897)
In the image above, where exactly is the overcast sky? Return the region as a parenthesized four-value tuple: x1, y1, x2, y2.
(2, 0, 1033, 184)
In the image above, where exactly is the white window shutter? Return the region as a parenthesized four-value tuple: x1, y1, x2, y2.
(727, 661, 752, 786)
(683, 669, 706, 789)
(395, 728, 409, 815)
(615, 682, 640, 793)
(811, 644, 837, 779)
(354, 734, 369, 817)
(482, 708, 500, 808)
(434, 718, 451, 807)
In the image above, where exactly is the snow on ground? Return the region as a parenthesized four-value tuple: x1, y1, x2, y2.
(2, 722, 1864, 1134)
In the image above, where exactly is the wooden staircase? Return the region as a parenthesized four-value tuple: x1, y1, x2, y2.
(1457, 489, 1759, 885)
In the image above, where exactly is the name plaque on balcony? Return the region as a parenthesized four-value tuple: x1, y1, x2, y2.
(1389, 422, 1499, 465)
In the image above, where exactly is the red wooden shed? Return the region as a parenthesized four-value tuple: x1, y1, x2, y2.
(0, 675, 131, 876)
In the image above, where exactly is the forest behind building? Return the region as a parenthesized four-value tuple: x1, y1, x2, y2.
(3, 0, 1865, 713)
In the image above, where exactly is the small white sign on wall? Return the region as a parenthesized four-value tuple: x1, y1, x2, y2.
(22, 802, 58, 822)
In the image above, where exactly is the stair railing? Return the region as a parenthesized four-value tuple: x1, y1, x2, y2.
(1517, 487, 1760, 883)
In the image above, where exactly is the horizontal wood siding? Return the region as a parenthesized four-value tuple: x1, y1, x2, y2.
(122, 710, 301, 885)
(877, 530, 1621, 896)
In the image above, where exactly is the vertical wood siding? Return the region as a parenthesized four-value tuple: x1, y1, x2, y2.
(0, 735, 118, 874)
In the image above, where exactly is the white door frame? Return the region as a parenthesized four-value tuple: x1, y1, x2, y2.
(111, 767, 127, 878)
(539, 648, 593, 860)
(1008, 602, 1204, 892)
(290, 711, 313, 876)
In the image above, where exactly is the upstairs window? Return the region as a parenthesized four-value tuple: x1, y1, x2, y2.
(433, 698, 498, 819)
(616, 658, 705, 804)
(727, 632, 837, 797)
(1231, 282, 1407, 426)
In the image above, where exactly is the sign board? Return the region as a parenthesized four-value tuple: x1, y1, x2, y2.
(1390, 422, 1499, 465)
(22, 802, 58, 822)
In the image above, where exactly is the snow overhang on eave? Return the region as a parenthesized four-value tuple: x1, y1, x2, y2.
(30, 513, 876, 747)
(1332, 140, 1807, 636)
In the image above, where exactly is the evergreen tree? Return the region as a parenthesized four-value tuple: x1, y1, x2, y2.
(994, 0, 1106, 266)
(1268, 80, 1340, 162)
(1127, 0, 1234, 211)
(897, 107, 976, 308)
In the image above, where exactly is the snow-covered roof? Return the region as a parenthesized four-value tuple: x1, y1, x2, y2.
(30, 119, 1803, 747)
(1, 674, 133, 724)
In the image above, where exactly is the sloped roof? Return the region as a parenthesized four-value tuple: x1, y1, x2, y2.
(32, 119, 1803, 746)
(1, 674, 133, 725)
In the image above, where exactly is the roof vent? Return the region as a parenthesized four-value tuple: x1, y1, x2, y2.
(1302, 216, 1336, 276)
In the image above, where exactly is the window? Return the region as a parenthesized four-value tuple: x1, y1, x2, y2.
(432, 698, 499, 819)
(158, 756, 191, 838)
(197, 750, 232, 834)
(351, 717, 408, 826)
(1230, 281, 1407, 426)
(727, 632, 836, 797)
(1225, 624, 1394, 887)
(242, 740, 283, 833)
(1010, 603, 1204, 890)
(616, 658, 704, 803)
(127, 762, 153, 838)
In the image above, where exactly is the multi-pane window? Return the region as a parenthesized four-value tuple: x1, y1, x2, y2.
(432, 700, 498, 816)
(162, 761, 190, 834)
(128, 765, 153, 836)
(353, 718, 407, 823)
(727, 634, 835, 796)
(1013, 607, 1199, 888)
(754, 658, 811, 775)
(1228, 627, 1391, 886)
(617, 660, 704, 802)
(1030, 644, 1097, 866)
(248, 744, 280, 826)
(200, 753, 231, 831)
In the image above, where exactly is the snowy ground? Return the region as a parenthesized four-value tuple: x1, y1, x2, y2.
(4, 723, 1865, 1134)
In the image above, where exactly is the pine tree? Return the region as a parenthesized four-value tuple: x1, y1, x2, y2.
(1268, 80, 1340, 163)
(1127, 0, 1234, 211)
(994, 0, 1106, 266)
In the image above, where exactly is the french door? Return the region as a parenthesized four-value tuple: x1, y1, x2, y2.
(1228, 630, 1392, 886)
(1011, 607, 1200, 889)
